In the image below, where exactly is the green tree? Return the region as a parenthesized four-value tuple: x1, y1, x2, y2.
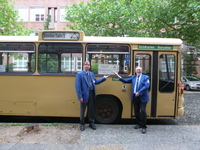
(90, 62, 98, 73)
(142, 0, 200, 75)
(44, 14, 53, 30)
(64, 0, 200, 45)
(39, 54, 58, 73)
(182, 51, 198, 76)
(65, 0, 200, 47)
(142, 0, 200, 48)
(64, 0, 146, 36)
(0, 0, 33, 35)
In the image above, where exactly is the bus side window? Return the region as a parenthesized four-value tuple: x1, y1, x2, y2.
(135, 54, 151, 77)
(159, 54, 175, 92)
(135, 54, 151, 91)
(86, 44, 130, 75)
(38, 43, 82, 74)
(39, 53, 58, 73)
(0, 43, 35, 73)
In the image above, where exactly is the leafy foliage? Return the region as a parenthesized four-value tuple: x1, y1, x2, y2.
(142, 0, 200, 75)
(44, 14, 53, 30)
(65, 0, 145, 36)
(182, 51, 198, 76)
(0, 0, 33, 35)
(44, 14, 51, 30)
(91, 62, 98, 73)
(64, 0, 200, 46)
(39, 54, 58, 73)
(143, 0, 200, 47)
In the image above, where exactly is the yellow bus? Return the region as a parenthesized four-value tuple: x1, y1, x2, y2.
(0, 30, 184, 123)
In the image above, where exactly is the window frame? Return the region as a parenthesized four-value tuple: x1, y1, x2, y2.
(38, 42, 83, 74)
(159, 54, 175, 93)
(0, 43, 36, 74)
(30, 6, 45, 22)
(86, 44, 130, 75)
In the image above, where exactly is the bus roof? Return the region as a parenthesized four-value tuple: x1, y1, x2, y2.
(0, 35, 182, 45)
(84, 36, 182, 45)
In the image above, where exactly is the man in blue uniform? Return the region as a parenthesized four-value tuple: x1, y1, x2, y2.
(75, 61, 109, 131)
(114, 67, 150, 134)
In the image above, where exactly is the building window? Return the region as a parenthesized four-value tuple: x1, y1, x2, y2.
(76, 56, 82, 71)
(160, 55, 175, 72)
(14, 6, 28, 21)
(13, 54, 28, 71)
(30, 6, 45, 22)
(35, 14, 40, 21)
(60, 6, 68, 22)
(35, 14, 44, 22)
(48, 7, 51, 18)
(54, 8, 57, 22)
(61, 54, 82, 72)
(41, 14, 44, 21)
(61, 54, 74, 71)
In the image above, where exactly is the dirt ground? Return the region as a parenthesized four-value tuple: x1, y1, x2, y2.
(0, 124, 81, 144)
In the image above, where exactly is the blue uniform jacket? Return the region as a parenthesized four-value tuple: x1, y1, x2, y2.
(119, 74, 150, 102)
(75, 70, 106, 103)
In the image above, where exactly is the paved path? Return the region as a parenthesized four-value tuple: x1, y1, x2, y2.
(0, 124, 200, 150)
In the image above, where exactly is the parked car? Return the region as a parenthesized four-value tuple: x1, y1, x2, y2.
(182, 76, 200, 91)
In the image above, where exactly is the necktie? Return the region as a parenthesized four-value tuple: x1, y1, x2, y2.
(136, 75, 140, 92)
(87, 72, 93, 90)
(87, 72, 90, 82)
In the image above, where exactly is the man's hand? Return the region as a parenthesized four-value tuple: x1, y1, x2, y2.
(80, 98, 83, 103)
(135, 92, 140, 97)
(113, 71, 121, 78)
(104, 75, 110, 78)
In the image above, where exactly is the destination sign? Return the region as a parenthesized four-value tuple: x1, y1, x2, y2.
(42, 32, 80, 40)
(138, 45, 173, 50)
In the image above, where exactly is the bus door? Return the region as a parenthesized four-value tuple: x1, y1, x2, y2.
(133, 51, 177, 118)
(156, 52, 177, 117)
(133, 51, 152, 117)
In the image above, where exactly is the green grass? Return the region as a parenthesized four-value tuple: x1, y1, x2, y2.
(41, 123, 63, 127)
(0, 123, 30, 127)
(0, 123, 64, 127)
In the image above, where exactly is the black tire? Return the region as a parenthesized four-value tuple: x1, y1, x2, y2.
(186, 85, 190, 91)
(94, 96, 121, 124)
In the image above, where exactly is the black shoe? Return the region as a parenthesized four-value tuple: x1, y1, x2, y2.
(134, 125, 141, 129)
(80, 125, 85, 131)
(141, 128, 146, 134)
(89, 124, 96, 130)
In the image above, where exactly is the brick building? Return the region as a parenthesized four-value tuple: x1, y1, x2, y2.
(14, 0, 89, 35)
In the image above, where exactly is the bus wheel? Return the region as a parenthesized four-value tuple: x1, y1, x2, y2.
(94, 97, 121, 124)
